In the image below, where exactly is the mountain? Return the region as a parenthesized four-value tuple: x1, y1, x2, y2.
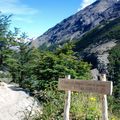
(31, 0, 120, 47)
(75, 17, 120, 70)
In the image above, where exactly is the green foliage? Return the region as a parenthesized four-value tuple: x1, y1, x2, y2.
(0, 13, 19, 70)
(8, 41, 91, 120)
(17, 42, 91, 92)
(33, 88, 64, 120)
(108, 44, 120, 117)
(33, 90, 101, 120)
(1, 12, 119, 120)
(71, 93, 101, 120)
(1, 36, 91, 120)
(0, 13, 11, 37)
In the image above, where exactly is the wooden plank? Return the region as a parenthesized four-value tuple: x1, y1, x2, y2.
(64, 75, 71, 120)
(58, 78, 113, 95)
(101, 74, 109, 120)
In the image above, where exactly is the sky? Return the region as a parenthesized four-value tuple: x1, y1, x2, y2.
(0, 0, 96, 38)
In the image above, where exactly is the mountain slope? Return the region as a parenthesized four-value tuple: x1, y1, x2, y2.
(74, 17, 120, 71)
(31, 0, 120, 47)
(75, 17, 120, 52)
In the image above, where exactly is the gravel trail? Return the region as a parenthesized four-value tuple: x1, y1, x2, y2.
(0, 82, 41, 120)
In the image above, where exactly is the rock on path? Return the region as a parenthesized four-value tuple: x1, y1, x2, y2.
(0, 82, 41, 120)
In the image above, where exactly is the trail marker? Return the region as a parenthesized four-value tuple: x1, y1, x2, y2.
(58, 78, 112, 95)
(58, 74, 113, 120)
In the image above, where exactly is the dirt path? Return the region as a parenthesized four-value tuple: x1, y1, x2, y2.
(0, 82, 41, 120)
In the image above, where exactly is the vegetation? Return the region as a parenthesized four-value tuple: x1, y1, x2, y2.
(108, 44, 120, 118)
(0, 12, 120, 120)
(74, 18, 120, 118)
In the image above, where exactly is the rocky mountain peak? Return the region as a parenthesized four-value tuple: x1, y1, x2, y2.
(98, 0, 119, 2)
(31, 0, 120, 47)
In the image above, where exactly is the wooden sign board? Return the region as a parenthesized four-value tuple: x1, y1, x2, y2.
(58, 79, 113, 95)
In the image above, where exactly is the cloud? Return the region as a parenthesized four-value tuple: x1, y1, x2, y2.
(78, 0, 96, 11)
(0, 0, 38, 15)
(12, 16, 33, 23)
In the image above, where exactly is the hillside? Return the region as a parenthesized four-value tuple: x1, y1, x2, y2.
(74, 17, 120, 69)
(31, 0, 120, 47)
(75, 17, 120, 52)
(74, 17, 120, 116)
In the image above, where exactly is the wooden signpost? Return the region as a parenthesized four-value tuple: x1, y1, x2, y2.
(58, 78, 112, 95)
(58, 74, 113, 120)
(63, 75, 71, 120)
(100, 74, 111, 120)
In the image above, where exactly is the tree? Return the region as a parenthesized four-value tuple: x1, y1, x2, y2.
(0, 13, 19, 71)
(6, 32, 31, 83)
(55, 42, 91, 79)
(108, 44, 120, 115)
(0, 13, 11, 69)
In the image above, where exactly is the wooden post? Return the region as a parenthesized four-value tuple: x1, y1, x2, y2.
(101, 74, 109, 120)
(64, 75, 71, 120)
